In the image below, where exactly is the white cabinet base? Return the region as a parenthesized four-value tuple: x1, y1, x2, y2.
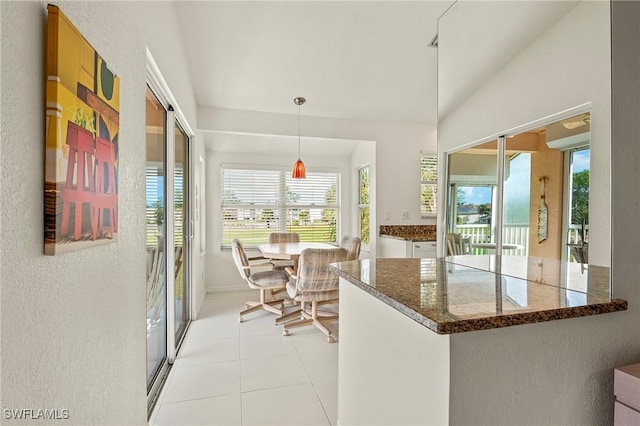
(338, 279, 450, 425)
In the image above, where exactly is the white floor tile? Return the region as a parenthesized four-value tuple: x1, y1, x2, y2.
(162, 361, 241, 404)
(153, 292, 340, 426)
(299, 348, 339, 382)
(176, 337, 240, 366)
(312, 378, 338, 426)
(241, 383, 330, 426)
(239, 314, 284, 338)
(154, 394, 241, 426)
(188, 315, 240, 340)
(240, 333, 298, 360)
(290, 326, 340, 354)
(241, 353, 309, 392)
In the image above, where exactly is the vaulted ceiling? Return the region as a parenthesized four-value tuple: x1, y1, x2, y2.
(174, 1, 454, 126)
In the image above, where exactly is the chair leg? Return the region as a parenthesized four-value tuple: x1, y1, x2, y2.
(282, 301, 338, 342)
(282, 318, 313, 333)
(275, 308, 303, 325)
(239, 289, 284, 322)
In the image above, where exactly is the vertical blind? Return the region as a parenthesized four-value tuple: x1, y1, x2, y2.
(221, 166, 340, 246)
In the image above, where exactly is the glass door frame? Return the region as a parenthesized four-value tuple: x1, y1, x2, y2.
(146, 49, 195, 414)
(441, 103, 592, 257)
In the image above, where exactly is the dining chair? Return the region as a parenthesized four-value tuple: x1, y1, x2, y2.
(268, 232, 300, 270)
(446, 233, 468, 255)
(282, 247, 349, 343)
(339, 236, 362, 260)
(231, 239, 288, 322)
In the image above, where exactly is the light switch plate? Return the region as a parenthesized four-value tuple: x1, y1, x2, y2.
(384, 211, 391, 220)
(402, 211, 410, 220)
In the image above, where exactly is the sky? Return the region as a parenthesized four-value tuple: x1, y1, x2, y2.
(459, 149, 590, 206)
(459, 186, 492, 205)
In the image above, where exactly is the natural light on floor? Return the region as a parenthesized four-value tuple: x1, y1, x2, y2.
(150, 291, 338, 426)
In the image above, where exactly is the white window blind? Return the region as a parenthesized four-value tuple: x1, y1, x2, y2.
(358, 166, 370, 246)
(421, 155, 438, 217)
(174, 166, 184, 248)
(146, 164, 164, 248)
(221, 166, 339, 246)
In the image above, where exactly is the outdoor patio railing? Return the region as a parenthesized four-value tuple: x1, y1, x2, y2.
(454, 223, 588, 258)
(455, 223, 529, 256)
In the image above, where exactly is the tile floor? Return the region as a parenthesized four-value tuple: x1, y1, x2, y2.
(151, 291, 339, 426)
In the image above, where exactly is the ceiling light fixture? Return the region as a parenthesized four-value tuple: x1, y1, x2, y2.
(292, 97, 306, 179)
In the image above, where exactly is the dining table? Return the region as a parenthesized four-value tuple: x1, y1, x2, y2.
(257, 241, 338, 261)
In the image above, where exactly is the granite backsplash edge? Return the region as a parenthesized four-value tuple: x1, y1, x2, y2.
(379, 225, 437, 241)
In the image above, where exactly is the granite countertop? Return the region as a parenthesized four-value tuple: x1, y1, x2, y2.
(379, 225, 436, 241)
(331, 255, 627, 334)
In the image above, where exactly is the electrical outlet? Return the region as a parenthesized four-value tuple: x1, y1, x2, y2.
(384, 210, 391, 220)
(402, 211, 410, 220)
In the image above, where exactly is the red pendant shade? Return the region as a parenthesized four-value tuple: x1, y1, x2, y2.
(292, 159, 306, 179)
(292, 97, 307, 179)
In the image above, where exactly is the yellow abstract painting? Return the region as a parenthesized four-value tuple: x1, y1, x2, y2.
(45, 5, 120, 255)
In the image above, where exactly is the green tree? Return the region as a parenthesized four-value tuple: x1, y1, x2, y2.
(359, 168, 369, 204)
(286, 186, 300, 204)
(260, 209, 275, 228)
(322, 184, 337, 241)
(359, 168, 370, 243)
(298, 209, 310, 225)
(572, 170, 589, 225)
(421, 185, 436, 215)
(456, 188, 466, 207)
(151, 199, 164, 225)
(478, 203, 491, 215)
(360, 208, 370, 244)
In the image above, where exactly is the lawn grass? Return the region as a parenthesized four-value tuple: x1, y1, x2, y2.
(222, 223, 336, 245)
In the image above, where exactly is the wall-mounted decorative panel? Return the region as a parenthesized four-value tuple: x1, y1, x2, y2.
(45, 5, 120, 255)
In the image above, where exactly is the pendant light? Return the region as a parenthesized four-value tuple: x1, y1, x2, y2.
(292, 97, 306, 179)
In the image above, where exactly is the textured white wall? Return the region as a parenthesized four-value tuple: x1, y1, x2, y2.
(0, 1, 200, 424)
(442, 2, 640, 425)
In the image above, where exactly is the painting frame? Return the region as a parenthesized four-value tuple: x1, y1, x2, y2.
(44, 5, 120, 255)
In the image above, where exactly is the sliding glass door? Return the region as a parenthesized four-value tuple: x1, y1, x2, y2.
(146, 87, 167, 392)
(173, 123, 189, 342)
(145, 83, 192, 414)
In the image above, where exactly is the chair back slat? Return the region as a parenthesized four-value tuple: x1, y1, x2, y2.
(339, 236, 361, 260)
(231, 239, 250, 280)
(297, 248, 348, 292)
(269, 232, 300, 243)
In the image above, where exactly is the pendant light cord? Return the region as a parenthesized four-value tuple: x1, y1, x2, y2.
(298, 103, 301, 159)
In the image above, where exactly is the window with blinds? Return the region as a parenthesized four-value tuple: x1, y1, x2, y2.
(421, 155, 438, 217)
(146, 164, 164, 248)
(358, 166, 370, 246)
(145, 165, 184, 248)
(220, 166, 340, 246)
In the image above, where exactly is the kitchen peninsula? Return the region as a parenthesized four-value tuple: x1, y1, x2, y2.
(333, 255, 627, 425)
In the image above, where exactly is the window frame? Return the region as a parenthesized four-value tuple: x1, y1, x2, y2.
(421, 153, 438, 218)
(358, 165, 370, 250)
(220, 164, 341, 248)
